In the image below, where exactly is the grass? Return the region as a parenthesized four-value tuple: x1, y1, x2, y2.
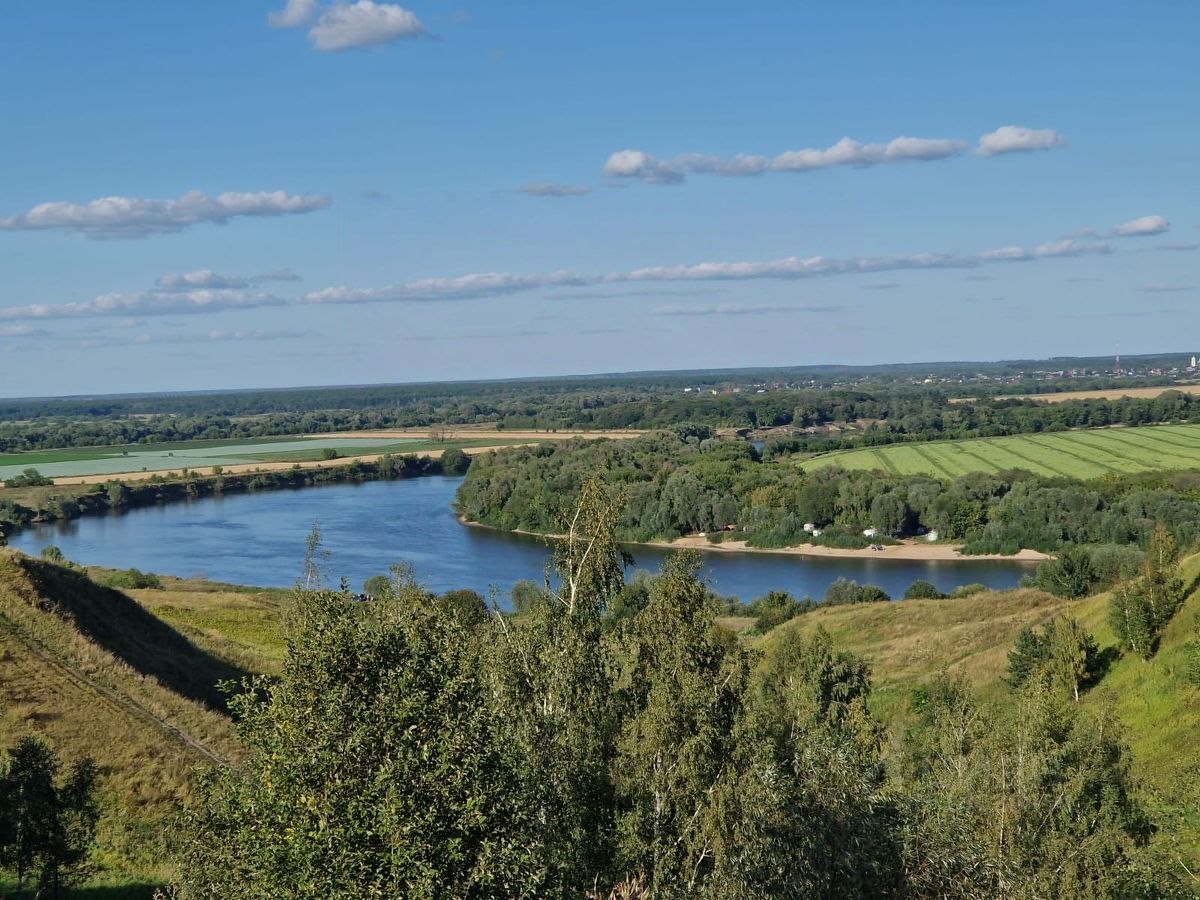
(758, 551, 1200, 870)
(0, 436, 543, 481)
(0, 550, 243, 888)
(801, 424, 1200, 479)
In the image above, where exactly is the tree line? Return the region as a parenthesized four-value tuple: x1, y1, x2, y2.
(455, 429, 1200, 589)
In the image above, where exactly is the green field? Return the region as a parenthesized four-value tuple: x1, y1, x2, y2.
(0, 437, 513, 481)
(800, 424, 1200, 479)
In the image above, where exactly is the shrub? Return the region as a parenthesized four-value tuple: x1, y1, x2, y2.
(105, 568, 163, 590)
(903, 580, 943, 600)
(949, 583, 989, 599)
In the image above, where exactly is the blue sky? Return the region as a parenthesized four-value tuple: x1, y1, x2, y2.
(1, 1, 1197, 396)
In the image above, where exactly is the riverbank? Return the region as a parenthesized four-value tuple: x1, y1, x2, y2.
(653, 534, 1050, 561)
(456, 518, 1049, 562)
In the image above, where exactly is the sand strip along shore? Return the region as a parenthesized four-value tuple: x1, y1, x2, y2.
(458, 519, 1048, 562)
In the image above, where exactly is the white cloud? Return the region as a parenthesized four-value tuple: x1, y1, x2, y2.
(1111, 215, 1169, 237)
(980, 239, 1113, 262)
(605, 134, 967, 184)
(976, 125, 1066, 156)
(0, 324, 46, 337)
(651, 304, 840, 317)
(268, 0, 318, 27)
(156, 268, 301, 290)
(519, 182, 592, 197)
(309, 2, 424, 51)
(0, 226, 1125, 322)
(772, 136, 966, 172)
(602, 150, 685, 185)
(0, 290, 288, 321)
(0, 190, 329, 239)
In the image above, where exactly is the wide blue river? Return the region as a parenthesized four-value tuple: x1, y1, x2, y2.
(9, 476, 1035, 602)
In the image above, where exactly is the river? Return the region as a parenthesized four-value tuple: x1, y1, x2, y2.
(8, 476, 1036, 602)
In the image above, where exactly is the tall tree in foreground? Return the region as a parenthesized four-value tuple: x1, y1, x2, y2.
(610, 552, 748, 896)
(708, 628, 902, 898)
(899, 674, 1151, 899)
(481, 476, 628, 893)
(0, 736, 100, 898)
(177, 579, 540, 898)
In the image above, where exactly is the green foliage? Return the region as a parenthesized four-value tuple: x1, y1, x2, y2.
(1005, 625, 1051, 689)
(903, 579, 944, 600)
(747, 589, 807, 632)
(1183, 617, 1200, 686)
(440, 446, 471, 475)
(898, 674, 1151, 897)
(178, 580, 541, 898)
(948, 582, 988, 598)
(1109, 525, 1188, 660)
(1007, 617, 1101, 700)
(707, 628, 901, 897)
(40, 545, 66, 565)
(6, 467, 54, 487)
(1030, 545, 1097, 598)
(104, 568, 164, 590)
(825, 578, 891, 605)
(0, 736, 101, 897)
(362, 574, 391, 598)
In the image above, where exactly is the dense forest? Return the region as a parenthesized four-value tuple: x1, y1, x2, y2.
(173, 483, 1189, 898)
(1, 355, 1194, 453)
(456, 429, 1200, 593)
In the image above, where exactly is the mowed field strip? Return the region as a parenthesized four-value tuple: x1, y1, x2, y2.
(800, 424, 1200, 479)
(0, 436, 490, 481)
(950, 384, 1200, 404)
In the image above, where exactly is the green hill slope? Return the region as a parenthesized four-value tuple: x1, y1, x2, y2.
(765, 556, 1200, 874)
(0, 550, 243, 888)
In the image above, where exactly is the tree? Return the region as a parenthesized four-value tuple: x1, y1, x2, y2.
(1005, 625, 1050, 689)
(708, 628, 901, 897)
(440, 446, 471, 475)
(0, 736, 100, 897)
(903, 580, 943, 600)
(1109, 524, 1186, 661)
(482, 477, 627, 893)
(1047, 616, 1096, 702)
(1032, 545, 1097, 598)
(178, 580, 540, 897)
(611, 552, 748, 894)
(898, 674, 1151, 897)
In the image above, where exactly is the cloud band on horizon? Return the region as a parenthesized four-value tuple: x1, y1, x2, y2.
(1, 220, 1148, 323)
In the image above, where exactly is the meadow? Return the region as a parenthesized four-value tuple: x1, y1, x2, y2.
(800, 424, 1200, 479)
(0, 436, 508, 481)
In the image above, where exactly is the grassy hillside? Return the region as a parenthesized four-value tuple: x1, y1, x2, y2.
(0, 550, 245, 891)
(800, 423, 1200, 478)
(763, 552, 1200, 873)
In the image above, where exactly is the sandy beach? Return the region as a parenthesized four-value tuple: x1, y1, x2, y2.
(649, 534, 1050, 561)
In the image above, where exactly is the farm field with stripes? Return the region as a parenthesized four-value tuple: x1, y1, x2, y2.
(799, 424, 1200, 479)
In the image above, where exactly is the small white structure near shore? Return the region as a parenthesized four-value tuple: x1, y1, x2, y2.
(803, 522, 816, 533)
(862, 527, 878, 538)
(926, 530, 939, 542)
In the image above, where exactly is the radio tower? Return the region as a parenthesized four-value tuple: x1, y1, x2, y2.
(1114, 344, 1121, 376)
